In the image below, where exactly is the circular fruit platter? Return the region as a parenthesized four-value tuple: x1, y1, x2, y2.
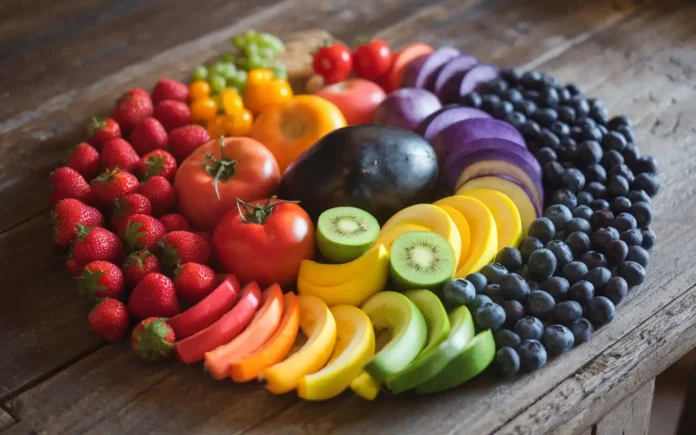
(49, 29, 659, 401)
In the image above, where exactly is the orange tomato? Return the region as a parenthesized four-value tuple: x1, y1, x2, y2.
(245, 78, 293, 114)
(189, 80, 211, 101)
(222, 109, 253, 136)
(207, 115, 226, 138)
(316, 78, 387, 125)
(174, 136, 281, 231)
(221, 89, 244, 115)
(190, 97, 218, 123)
(249, 95, 346, 172)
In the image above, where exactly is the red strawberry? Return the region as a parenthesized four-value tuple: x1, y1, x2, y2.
(88, 298, 130, 342)
(151, 78, 189, 104)
(66, 142, 100, 180)
(158, 231, 212, 270)
(87, 117, 122, 151)
(131, 317, 176, 360)
(123, 249, 160, 288)
(153, 100, 190, 131)
(138, 175, 175, 216)
(78, 260, 124, 301)
(159, 213, 191, 233)
(139, 149, 177, 181)
(52, 199, 104, 248)
(120, 214, 166, 251)
(174, 262, 216, 305)
(69, 225, 124, 276)
(111, 88, 153, 132)
(128, 273, 180, 319)
(90, 168, 139, 210)
(169, 125, 210, 162)
(101, 138, 140, 172)
(130, 117, 168, 156)
(111, 193, 152, 231)
(50, 167, 91, 205)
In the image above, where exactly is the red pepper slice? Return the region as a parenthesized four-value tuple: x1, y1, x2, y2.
(175, 281, 262, 363)
(168, 276, 241, 339)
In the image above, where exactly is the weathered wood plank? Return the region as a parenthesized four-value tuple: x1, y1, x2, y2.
(592, 380, 654, 435)
(0, 409, 14, 432)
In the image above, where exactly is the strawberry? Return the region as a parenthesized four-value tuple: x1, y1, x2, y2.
(153, 100, 190, 131)
(91, 169, 139, 210)
(87, 117, 122, 151)
(123, 249, 160, 288)
(88, 298, 130, 342)
(138, 175, 175, 216)
(120, 214, 166, 251)
(66, 142, 100, 180)
(128, 273, 180, 319)
(68, 225, 125, 275)
(101, 138, 140, 172)
(78, 260, 124, 301)
(111, 88, 153, 132)
(139, 149, 177, 181)
(50, 167, 92, 205)
(174, 262, 216, 305)
(130, 117, 168, 156)
(52, 199, 104, 248)
(151, 78, 189, 104)
(169, 125, 210, 163)
(111, 193, 152, 231)
(131, 317, 176, 360)
(158, 231, 212, 270)
(159, 213, 191, 233)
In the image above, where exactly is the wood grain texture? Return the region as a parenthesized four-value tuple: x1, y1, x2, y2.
(0, 409, 14, 432)
(593, 379, 654, 435)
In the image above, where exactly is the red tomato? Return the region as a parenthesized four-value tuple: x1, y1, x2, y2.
(316, 78, 387, 125)
(212, 197, 315, 288)
(312, 43, 353, 84)
(353, 39, 392, 80)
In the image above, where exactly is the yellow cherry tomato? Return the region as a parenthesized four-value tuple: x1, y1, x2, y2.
(222, 109, 253, 136)
(189, 80, 211, 101)
(244, 79, 294, 114)
(190, 97, 218, 123)
(207, 115, 227, 138)
(247, 69, 274, 87)
(221, 88, 244, 115)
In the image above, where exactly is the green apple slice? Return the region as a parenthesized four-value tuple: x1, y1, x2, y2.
(414, 329, 496, 394)
(404, 289, 451, 355)
(386, 305, 474, 394)
(361, 291, 427, 382)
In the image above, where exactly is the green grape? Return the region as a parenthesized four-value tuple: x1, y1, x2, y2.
(259, 33, 285, 55)
(220, 53, 236, 63)
(244, 42, 260, 57)
(221, 62, 237, 80)
(209, 75, 227, 94)
(230, 70, 248, 91)
(258, 46, 275, 60)
(248, 54, 271, 70)
(232, 34, 247, 50)
(208, 62, 227, 78)
(271, 62, 287, 80)
(191, 65, 208, 81)
(235, 57, 249, 71)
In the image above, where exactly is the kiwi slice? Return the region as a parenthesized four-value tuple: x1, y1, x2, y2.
(389, 231, 456, 291)
(316, 207, 380, 263)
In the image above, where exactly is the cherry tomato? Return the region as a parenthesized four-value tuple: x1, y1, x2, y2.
(353, 39, 392, 80)
(212, 197, 316, 288)
(312, 43, 353, 84)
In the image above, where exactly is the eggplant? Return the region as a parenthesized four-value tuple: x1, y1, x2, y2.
(280, 125, 439, 223)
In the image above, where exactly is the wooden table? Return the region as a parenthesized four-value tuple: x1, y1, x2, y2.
(1, 0, 695, 433)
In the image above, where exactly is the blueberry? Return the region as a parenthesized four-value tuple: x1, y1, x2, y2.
(634, 173, 661, 198)
(543, 324, 575, 355)
(527, 281, 540, 292)
(551, 189, 577, 208)
(504, 88, 524, 103)
(590, 199, 610, 211)
(519, 237, 544, 262)
(641, 228, 657, 250)
(544, 204, 573, 230)
(518, 339, 548, 371)
(480, 263, 508, 285)
(528, 249, 557, 281)
(621, 228, 643, 247)
(578, 140, 603, 164)
(538, 128, 561, 149)
(537, 147, 557, 165)
(603, 276, 628, 305)
(566, 231, 591, 256)
(572, 205, 593, 220)
(628, 189, 651, 204)
(492, 101, 514, 119)
(591, 227, 619, 252)
(609, 164, 634, 184)
(541, 276, 570, 302)
(466, 272, 487, 294)
(540, 88, 561, 108)
(483, 78, 508, 94)
(534, 108, 558, 127)
(501, 68, 523, 84)
(527, 290, 556, 320)
(504, 111, 526, 128)
(552, 300, 583, 326)
(462, 92, 482, 108)
(520, 119, 541, 139)
(580, 126, 603, 143)
(514, 316, 545, 341)
(481, 94, 501, 112)
(558, 106, 576, 124)
(586, 182, 608, 200)
(569, 318, 594, 344)
(634, 155, 659, 175)
(475, 302, 506, 331)
(517, 265, 530, 280)
(576, 191, 594, 207)
(590, 105, 608, 125)
(601, 149, 625, 169)
(606, 239, 629, 264)
(571, 96, 590, 116)
(586, 296, 616, 326)
(585, 164, 607, 184)
(502, 300, 525, 328)
(585, 267, 612, 292)
(626, 246, 650, 267)
(495, 247, 523, 272)
(591, 210, 614, 230)
(617, 261, 646, 288)
(608, 115, 633, 130)
(580, 251, 608, 269)
(602, 131, 627, 152)
(608, 175, 630, 197)
(495, 347, 521, 376)
(568, 280, 595, 305)
(494, 329, 522, 350)
(482, 283, 504, 304)
(550, 120, 570, 138)
(469, 294, 493, 312)
(610, 196, 632, 214)
(544, 240, 572, 268)
(620, 129, 637, 149)
(566, 217, 591, 234)
(562, 261, 588, 284)
(443, 279, 476, 307)
(544, 161, 566, 187)
(631, 201, 652, 228)
(500, 273, 530, 302)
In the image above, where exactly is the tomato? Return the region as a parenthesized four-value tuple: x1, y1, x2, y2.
(316, 78, 386, 125)
(212, 197, 316, 288)
(312, 43, 353, 84)
(175, 137, 281, 231)
(353, 39, 392, 80)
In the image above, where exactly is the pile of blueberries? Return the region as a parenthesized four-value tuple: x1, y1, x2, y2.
(442, 69, 660, 376)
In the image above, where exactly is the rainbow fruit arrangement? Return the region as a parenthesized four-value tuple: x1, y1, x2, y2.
(49, 31, 659, 400)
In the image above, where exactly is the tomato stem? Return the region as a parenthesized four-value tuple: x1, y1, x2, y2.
(236, 196, 300, 224)
(203, 136, 237, 200)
